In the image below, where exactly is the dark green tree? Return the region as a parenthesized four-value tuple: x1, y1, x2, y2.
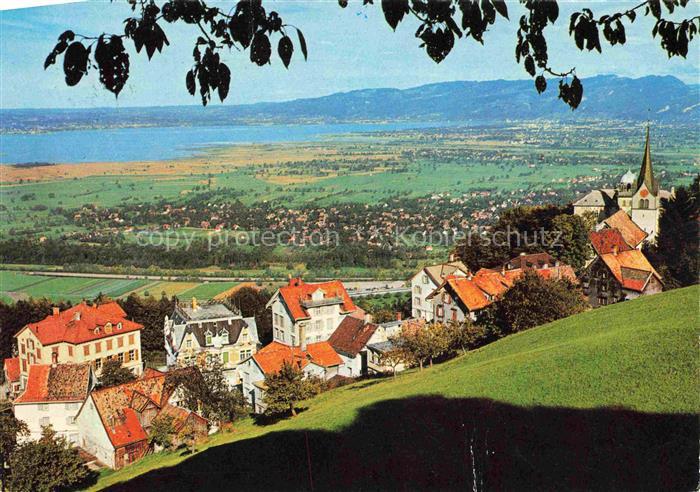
(7, 426, 93, 492)
(551, 213, 595, 271)
(262, 360, 317, 417)
(98, 358, 136, 388)
(228, 286, 273, 345)
(647, 176, 699, 288)
(148, 415, 176, 451)
(485, 270, 587, 334)
(0, 409, 28, 492)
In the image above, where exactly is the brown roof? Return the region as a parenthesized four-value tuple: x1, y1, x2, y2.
(328, 317, 379, 357)
(603, 211, 648, 248)
(14, 363, 92, 404)
(505, 252, 556, 270)
(423, 261, 470, 285)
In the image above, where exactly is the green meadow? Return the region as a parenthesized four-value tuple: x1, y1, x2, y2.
(93, 286, 700, 491)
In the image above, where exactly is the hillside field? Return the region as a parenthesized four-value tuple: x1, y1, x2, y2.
(96, 286, 699, 491)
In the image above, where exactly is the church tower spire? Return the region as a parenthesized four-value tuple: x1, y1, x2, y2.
(637, 125, 658, 195)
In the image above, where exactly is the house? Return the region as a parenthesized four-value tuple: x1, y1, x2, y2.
(266, 278, 357, 346)
(428, 258, 577, 322)
(13, 302, 144, 387)
(328, 316, 379, 377)
(581, 229, 663, 307)
(240, 340, 342, 413)
(2, 357, 21, 400)
(574, 127, 672, 242)
(13, 363, 95, 444)
(366, 340, 409, 375)
(597, 210, 648, 249)
(75, 368, 207, 469)
(164, 298, 259, 386)
(410, 258, 470, 320)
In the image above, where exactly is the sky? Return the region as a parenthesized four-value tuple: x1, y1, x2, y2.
(1, 0, 699, 109)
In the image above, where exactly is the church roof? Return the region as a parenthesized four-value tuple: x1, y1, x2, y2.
(637, 126, 658, 195)
(573, 189, 615, 207)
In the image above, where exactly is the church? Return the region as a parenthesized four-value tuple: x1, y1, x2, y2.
(573, 127, 672, 243)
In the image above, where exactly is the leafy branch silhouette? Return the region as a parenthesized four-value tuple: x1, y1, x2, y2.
(45, 0, 698, 110)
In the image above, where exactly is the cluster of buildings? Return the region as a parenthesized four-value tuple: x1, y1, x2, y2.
(1, 128, 668, 471)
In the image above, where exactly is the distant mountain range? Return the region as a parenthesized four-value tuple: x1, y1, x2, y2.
(2, 75, 698, 132)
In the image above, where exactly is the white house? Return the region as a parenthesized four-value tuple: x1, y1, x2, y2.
(410, 259, 470, 320)
(164, 299, 259, 386)
(266, 278, 358, 346)
(240, 340, 342, 413)
(13, 363, 95, 444)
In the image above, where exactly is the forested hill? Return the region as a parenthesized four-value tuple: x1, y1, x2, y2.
(3, 75, 698, 133)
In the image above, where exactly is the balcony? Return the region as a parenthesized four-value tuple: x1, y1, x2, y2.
(300, 296, 343, 309)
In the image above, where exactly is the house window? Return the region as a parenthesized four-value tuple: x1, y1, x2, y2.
(65, 402, 78, 410)
(129, 349, 136, 361)
(117, 322, 122, 330)
(222, 352, 229, 364)
(451, 309, 458, 321)
(205, 331, 212, 346)
(422, 275, 428, 284)
(36, 348, 41, 359)
(186, 340, 192, 348)
(95, 358, 102, 370)
(21, 344, 25, 354)
(314, 320, 322, 332)
(414, 297, 421, 307)
(83, 345, 90, 356)
(291, 335, 296, 346)
(221, 330, 229, 344)
(66, 415, 76, 425)
(95, 342, 102, 353)
(40, 417, 50, 427)
(414, 285, 422, 295)
(241, 332, 248, 343)
(436, 305, 444, 318)
(117, 337, 123, 348)
(443, 293, 451, 304)
(68, 346, 73, 356)
(118, 352, 124, 363)
(38, 404, 49, 412)
(106, 340, 113, 350)
(128, 334, 135, 345)
(239, 349, 252, 360)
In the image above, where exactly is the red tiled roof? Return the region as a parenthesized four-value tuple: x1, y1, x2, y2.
(328, 317, 378, 357)
(444, 276, 492, 311)
(603, 211, 648, 247)
(277, 278, 356, 321)
(590, 229, 634, 256)
(599, 249, 661, 292)
(17, 302, 142, 346)
(89, 368, 199, 448)
(252, 341, 342, 375)
(3, 357, 20, 383)
(14, 363, 91, 404)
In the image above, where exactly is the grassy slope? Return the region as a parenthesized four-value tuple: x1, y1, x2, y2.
(94, 286, 699, 490)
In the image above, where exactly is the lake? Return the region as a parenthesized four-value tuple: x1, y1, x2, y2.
(0, 121, 458, 165)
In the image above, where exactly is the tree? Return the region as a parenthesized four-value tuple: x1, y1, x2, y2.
(98, 358, 137, 388)
(392, 322, 451, 370)
(45, 1, 698, 109)
(378, 346, 408, 379)
(486, 270, 587, 334)
(174, 361, 248, 425)
(118, 293, 173, 364)
(148, 415, 176, 451)
(7, 426, 93, 492)
(646, 176, 699, 288)
(228, 286, 273, 345)
(262, 360, 317, 417)
(0, 409, 28, 492)
(446, 319, 489, 355)
(550, 213, 595, 272)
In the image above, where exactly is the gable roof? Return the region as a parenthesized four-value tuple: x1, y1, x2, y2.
(328, 317, 379, 357)
(602, 211, 648, 248)
(183, 317, 255, 348)
(252, 341, 342, 375)
(598, 249, 662, 292)
(422, 260, 470, 285)
(276, 278, 356, 322)
(573, 189, 616, 207)
(88, 367, 201, 448)
(3, 357, 20, 383)
(14, 363, 91, 404)
(589, 229, 634, 256)
(17, 302, 142, 346)
(505, 252, 556, 271)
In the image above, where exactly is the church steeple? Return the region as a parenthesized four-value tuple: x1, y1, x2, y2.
(637, 125, 658, 195)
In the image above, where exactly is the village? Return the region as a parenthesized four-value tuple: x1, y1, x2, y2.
(0, 131, 673, 478)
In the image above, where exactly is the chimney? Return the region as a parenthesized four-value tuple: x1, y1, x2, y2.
(299, 323, 307, 352)
(612, 245, 618, 256)
(73, 311, 81, 321)
(448, 253, 456, 262)
(396, 312, 402, 321)
(52, 307, 60, 316)
(191, 297, 198, 310)
(501, 265, 506, 276)
(365, 312, 373, 324)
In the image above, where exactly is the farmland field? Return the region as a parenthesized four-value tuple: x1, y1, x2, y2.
(0, 271, 240, 304)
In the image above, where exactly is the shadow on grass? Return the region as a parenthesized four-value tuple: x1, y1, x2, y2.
(106, 396, 699, 491)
